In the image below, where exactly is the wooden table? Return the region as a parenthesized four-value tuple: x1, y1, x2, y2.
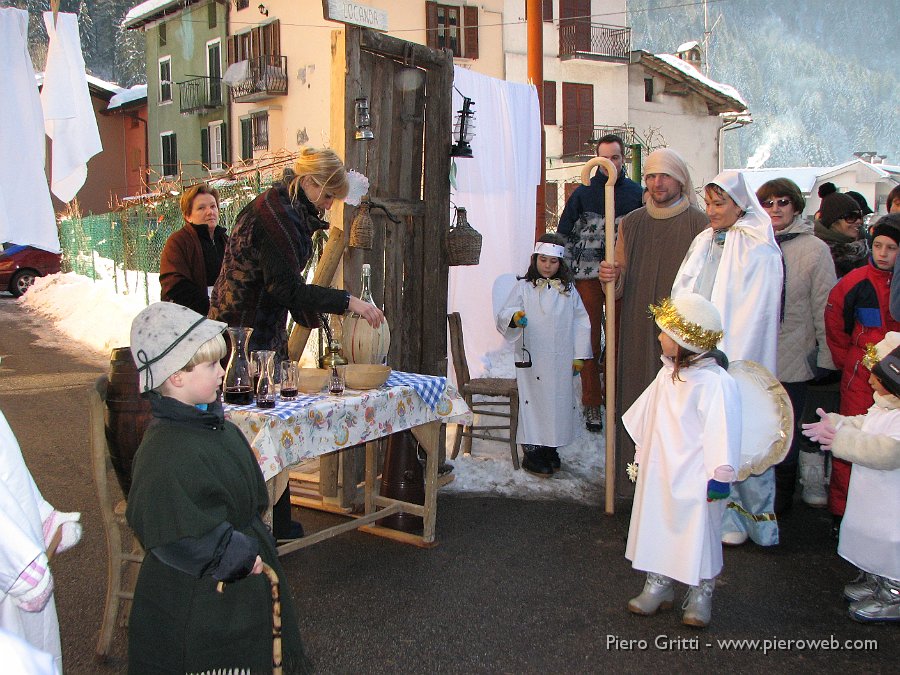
(224, 373, 471, 553)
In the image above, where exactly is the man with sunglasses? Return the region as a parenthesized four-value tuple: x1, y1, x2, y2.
(814, 183, 868, 278)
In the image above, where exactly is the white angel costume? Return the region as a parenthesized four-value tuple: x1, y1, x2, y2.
(624, 356, 742, 585)
(672, 170, 784, 546)
(496, 275, 591, 448)
(827, 399, 900, 581)
(0, 409, 81, 673)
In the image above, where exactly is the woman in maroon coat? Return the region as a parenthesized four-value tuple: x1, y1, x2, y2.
(159, 183, 228, 315)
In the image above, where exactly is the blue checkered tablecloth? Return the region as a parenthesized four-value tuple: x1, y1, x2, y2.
(385, 371, 447, 411)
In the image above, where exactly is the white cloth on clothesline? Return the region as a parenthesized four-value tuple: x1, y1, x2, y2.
(0, 8, 59, 252)
(41, 11, 102, 204)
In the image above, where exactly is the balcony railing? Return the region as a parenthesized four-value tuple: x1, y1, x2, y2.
(561, 124, 637, 160)
(177, 76, 223, 114)
(559, 22, 631, 62)
(229, 55, 288, 103)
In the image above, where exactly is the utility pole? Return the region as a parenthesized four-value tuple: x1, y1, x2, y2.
(527, 0, 546, 240)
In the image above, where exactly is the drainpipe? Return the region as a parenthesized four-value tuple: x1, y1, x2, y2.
(527, 0, 545, 240)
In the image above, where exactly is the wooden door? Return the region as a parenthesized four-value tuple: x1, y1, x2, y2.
(560, 0, 591, 52)
(562, 82, 593, 157)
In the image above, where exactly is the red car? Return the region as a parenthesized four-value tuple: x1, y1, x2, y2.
(0, 244, 62, 297)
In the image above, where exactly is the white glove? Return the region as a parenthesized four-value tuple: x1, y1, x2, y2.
(42, 510, 82, 557)
(801, 408, 838, 450)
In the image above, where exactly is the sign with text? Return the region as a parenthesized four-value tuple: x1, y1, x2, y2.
(323, 0, 388, 31)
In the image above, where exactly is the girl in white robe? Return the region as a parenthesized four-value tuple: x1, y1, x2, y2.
(803, 332, 900, 623)
(496, 235, 592, 476)
(623, 293, 741, 628)
(0, 407, 81, 674)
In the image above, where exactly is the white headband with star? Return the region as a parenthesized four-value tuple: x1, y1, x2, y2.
(533, 242, 566, 259)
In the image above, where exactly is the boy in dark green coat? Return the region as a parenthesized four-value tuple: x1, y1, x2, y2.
(126, 302, 311, 674)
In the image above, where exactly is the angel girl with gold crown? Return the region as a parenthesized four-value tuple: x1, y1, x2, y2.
(622, 293, 741, 629)
(495, 233, 592, 476)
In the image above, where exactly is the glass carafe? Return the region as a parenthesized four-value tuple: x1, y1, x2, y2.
(255, 350, 276, 408)
(223, 327, 254, 405)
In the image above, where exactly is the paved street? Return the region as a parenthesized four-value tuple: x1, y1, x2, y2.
(0, 296, 895, 673)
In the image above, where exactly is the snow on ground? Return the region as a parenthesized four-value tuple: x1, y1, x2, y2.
(18, 271, 607, 505)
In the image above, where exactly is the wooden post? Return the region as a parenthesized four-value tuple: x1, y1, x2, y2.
(580, 157, 617, 515)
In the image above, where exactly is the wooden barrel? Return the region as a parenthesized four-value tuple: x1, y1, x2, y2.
(105, 347, 153, 497)
(342, 313, 390, 364)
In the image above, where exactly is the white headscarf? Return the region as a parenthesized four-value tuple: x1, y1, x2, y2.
(644, 148, 698, 206)
(707, 170, 775, 246)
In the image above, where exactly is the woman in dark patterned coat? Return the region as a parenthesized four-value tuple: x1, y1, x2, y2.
(209, 147, 383, 357)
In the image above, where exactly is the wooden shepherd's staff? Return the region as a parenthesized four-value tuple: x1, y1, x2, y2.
(217, 562, 283, 675)
(580, 156, 618, 515)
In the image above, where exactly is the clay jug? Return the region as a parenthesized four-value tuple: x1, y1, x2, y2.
(377, 430, 425, 533)
(105, 347, 153, 497)
(343, 263, 390, 364)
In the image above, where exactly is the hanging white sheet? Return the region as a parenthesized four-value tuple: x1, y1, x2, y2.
(0, 8, 59, 253)
(41, 11, 102, 204)
(448, 67, 542, 378)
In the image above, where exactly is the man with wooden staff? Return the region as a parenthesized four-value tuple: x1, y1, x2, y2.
(599, 148, 708, 501)
(558, 135, 643, 433)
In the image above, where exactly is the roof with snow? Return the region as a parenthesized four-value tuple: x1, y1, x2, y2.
(632, 49, 747, 115)
(107, 84, 148, 111)
(741, 159, 900, 195)
(36, 72, 127, 101)
(123, 0, 203, 30)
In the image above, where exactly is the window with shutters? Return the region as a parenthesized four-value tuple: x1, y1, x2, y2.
(160, 132, 177, 177)
(227, 20, 282, 65)
(235, 0, 249, 9)
(158, 57, 172, 104)
(562, 82, 593, 157)
(240, 118, 253, 161)
(207, 121, 224, 171)
(543, 80, 557, 125)
(425, 2, 478, 59)
(251, 111, 269, 151)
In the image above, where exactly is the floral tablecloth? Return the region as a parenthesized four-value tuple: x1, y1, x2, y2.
(225, 373, 472, 482)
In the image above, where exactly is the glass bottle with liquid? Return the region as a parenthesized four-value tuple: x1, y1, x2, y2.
(255, 350, 276, 408)
(223, 327, 254, 405)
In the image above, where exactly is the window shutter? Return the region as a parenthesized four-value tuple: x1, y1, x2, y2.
(543, 80, 557, 125)
(543, 0, 553, 21)
(227, 36, 235, 65)
(425, 2, 437, 49)
(220, 123, 228, 164)
(464, 6, 478, 59)
(201, 128, 210, 167)
(241, 118, 252, 161)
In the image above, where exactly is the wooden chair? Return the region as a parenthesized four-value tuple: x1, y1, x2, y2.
(89, 375, 143, 661)
(447, 312, 520, 469)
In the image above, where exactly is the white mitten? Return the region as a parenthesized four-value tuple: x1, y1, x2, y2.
(43, 510, 83, 556)
(9, 555, 54, 612)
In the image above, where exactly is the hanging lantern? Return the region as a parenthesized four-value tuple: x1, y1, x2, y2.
(450, 95, 475, 158)
(354, 97, 374, 141)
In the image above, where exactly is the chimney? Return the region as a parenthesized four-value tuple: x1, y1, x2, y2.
(676, 41, 702, 72)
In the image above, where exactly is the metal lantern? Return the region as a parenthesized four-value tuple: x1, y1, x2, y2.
(450, 96, 475, 158)
(354, 97, 374, 141)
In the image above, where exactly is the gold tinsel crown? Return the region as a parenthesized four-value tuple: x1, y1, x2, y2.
(862, 342, 879, 371)
(649, 297, 724, 353)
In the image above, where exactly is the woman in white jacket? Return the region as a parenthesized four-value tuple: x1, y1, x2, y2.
(757, 178, 837, 514)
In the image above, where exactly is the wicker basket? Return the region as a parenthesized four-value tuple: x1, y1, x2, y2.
(446, 207, 482, 266)
(349, 199, 374, 249)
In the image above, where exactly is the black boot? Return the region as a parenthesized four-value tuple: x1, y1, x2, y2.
(522, 445, 553, 477)
(543, 446, 561, 471)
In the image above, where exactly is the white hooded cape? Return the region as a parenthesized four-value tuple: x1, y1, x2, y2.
(671, 170, 783, 371)
(496, 279, 591, 447)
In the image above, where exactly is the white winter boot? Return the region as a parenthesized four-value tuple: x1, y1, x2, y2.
(682, 578, 715, 628)
(627, 573, 675, 615)
(798, 451, 828, 507)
